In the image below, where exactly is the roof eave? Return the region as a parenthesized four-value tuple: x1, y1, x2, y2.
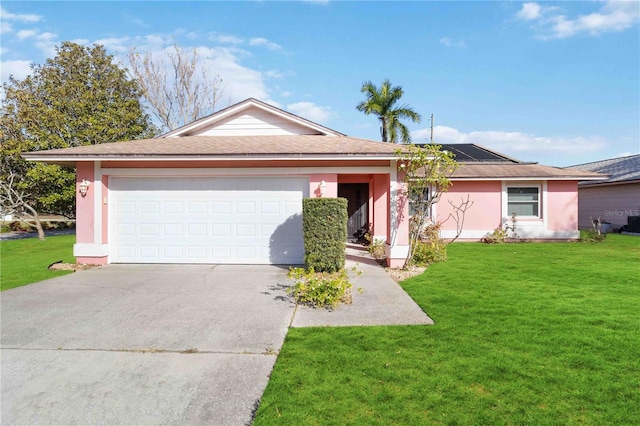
(22, 153, 398, 164)
(451, 176, 606, 181)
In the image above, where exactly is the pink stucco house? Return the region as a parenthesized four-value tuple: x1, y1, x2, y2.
(24, 98, 602, 267)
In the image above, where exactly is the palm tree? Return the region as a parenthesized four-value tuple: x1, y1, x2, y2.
(356, 79, 422, 143)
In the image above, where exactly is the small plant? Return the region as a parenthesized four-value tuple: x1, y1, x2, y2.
(505, 213, 518, 240)
(482, 214, 518, 244)
(368, 238, 386, 259)
(411, 223, 447, 266)
(580, 218, 607, 243)
(287, 267, 353, 309)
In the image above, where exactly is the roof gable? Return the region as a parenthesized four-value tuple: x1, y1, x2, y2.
(162, 98, 344, 138)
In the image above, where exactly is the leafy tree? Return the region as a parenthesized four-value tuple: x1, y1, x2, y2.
(357, 79, 422, 143)
(397, 143, 459, 267)
(127, 43, 225, 132)
(0, 41, 156, 239)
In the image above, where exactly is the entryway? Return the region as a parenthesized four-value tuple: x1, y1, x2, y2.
(338, 183, 369, 241)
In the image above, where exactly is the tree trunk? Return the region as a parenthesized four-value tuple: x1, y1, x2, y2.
(380, 117, 388, 142)
(22, 203, 46, 240)
(33, 215, 45, 241)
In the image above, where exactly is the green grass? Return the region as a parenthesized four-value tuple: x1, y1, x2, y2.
(1, 234, 76, 291)
(255, 235, 640, 425)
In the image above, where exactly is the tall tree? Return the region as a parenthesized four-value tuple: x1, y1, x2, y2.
(357, 79, 422, 143)
(127, 43, 225, 132)
(0, 41, 156, 239)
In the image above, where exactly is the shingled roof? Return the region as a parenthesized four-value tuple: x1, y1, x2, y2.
(452, 163, 604, 180)
(22, 135, 405, 166)
(566, 154, 640, 186)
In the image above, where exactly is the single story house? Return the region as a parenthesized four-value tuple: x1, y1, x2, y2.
(566, 154, 640, 231)
(23, 98, 602, 267)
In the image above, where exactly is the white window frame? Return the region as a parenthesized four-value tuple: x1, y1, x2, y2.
(505, 183, 542, 219)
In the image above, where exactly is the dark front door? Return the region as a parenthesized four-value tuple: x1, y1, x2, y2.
(338, 183, 369, 241)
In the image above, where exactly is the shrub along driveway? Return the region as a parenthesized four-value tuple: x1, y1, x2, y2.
(1, 264, 296, 425)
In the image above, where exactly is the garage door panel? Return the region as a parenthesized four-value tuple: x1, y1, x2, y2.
(109, 177, 307, 264)
(163, 224, 183, 236)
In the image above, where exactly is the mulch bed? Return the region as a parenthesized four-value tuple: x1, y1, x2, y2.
(48, 262, 98, 271)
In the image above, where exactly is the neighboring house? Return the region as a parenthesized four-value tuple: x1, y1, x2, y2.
(23, 98, 602, 267)
(566, 154, 640, 231)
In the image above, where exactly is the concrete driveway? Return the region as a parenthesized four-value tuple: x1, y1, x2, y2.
(1, 246, 432, 425)
(1, 264, 296, 425)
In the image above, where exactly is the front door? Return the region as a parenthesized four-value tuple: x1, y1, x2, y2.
(338, 183, 369, 241)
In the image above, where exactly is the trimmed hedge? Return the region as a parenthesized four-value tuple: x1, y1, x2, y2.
(302, 198, 348, 272)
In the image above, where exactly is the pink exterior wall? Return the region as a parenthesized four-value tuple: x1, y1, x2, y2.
(309, 174, 337, 198)
(76, 159, 402, 265)
(101, 176, 109, 243)
(547, 181, 578, 231)
(75, 162, 94, 244)
(395, 175, 409, 245)
(372, 174, 389, 240)
(439, 181, 503, 231)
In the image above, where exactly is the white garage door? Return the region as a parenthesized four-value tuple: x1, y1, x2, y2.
(109, 176, 308, 264)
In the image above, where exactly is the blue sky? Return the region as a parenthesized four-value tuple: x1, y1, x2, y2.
(1, 1, 638, 166)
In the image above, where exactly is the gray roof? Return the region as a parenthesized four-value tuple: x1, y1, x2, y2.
(566, 154, 640, 185)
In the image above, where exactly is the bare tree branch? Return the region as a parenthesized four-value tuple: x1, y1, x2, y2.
(127, 43, 225, 132)
(442, 195, 474, 243)
(0, 172, 45, 239)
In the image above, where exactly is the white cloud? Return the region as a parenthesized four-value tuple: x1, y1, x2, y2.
(1, 21, 12, 34)
(264, 69, 284, 79)
(94, 36, 133, 54)
(34, 31, 58, 58)
(193, 46, 270, 103)
(516, 2, 542, 21)
(208, 33, 244, 45)
(412, 125, 608, 157)
(439, 36, 465, 48)
(516, 1, 640, 39)
(249, 37, 282, 50)
(0, 7, 42, 23)
(287, 102, 334, 123)
(1, 59, 32, 81)
(16, 29, 37, 39)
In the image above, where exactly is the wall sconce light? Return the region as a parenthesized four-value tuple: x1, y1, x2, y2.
(79, 179, 90, 197)
(319, 180, 327, 197)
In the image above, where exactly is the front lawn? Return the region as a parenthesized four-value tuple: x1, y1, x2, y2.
(0, 234, 75, 291)
(255, 235, 640, 425)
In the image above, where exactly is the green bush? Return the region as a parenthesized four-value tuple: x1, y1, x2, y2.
(482, 226, 508, 244)
(288, 267, 352, 309)
(580, 229, 607, 243)
(412, 224, 447, 265)
(303, 198, 347, 272)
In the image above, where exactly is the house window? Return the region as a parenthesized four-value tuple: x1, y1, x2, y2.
(507, 187, 540, 217)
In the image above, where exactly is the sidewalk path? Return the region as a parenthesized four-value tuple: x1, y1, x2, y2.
(290, 243, 434, 327)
